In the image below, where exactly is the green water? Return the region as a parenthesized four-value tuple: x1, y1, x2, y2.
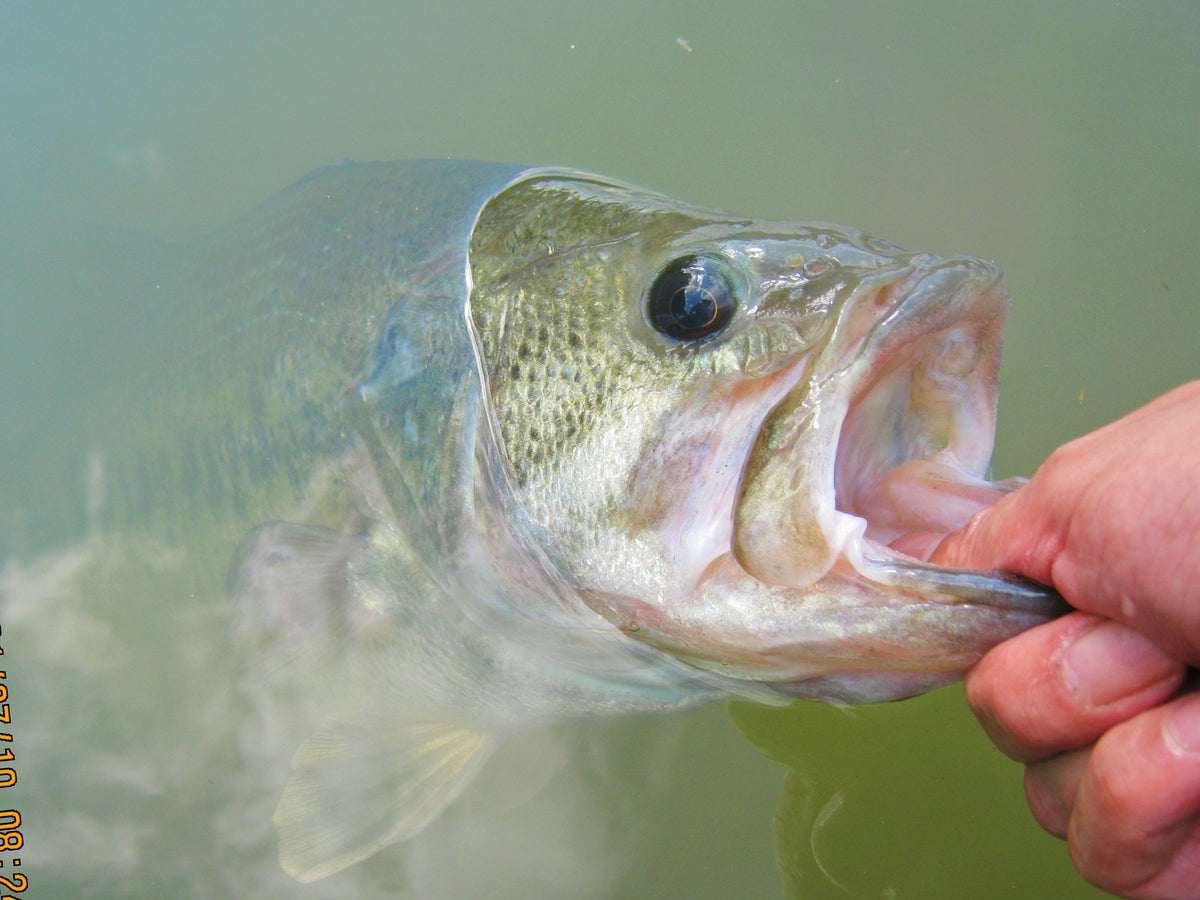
(2, 2, 1197, 897)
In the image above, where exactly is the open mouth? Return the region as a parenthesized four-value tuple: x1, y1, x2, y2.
(732, 256, 1043, 599)
(832, 261, 1011, 557)
(599, 256, 1067, 699)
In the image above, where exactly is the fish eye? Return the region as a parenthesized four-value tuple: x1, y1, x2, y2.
(646, 254, 736, 342)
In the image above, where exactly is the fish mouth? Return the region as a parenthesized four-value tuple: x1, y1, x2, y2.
(723, 256, 1067, 698)
(734, 256, 1011, 584)
(833, 259, 1012, 556)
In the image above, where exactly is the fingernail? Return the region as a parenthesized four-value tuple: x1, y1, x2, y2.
(1165, 693, 1200, 757)
(1062, 621, 1179, 708)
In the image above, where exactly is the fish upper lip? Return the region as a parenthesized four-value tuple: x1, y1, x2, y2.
(859, 257, 1007, 354)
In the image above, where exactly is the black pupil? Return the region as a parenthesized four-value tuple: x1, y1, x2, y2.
(648, 256, 734, 341)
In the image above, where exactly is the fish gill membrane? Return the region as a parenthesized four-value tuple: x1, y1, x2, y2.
(0, 160, 1066, 894)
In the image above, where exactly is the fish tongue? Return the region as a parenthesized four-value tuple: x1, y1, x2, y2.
(858, 459, 1010, 543)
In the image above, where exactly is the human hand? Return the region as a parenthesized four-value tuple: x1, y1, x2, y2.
(927, 380, 1200, 898)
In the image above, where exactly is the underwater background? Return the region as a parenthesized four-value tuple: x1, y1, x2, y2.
(1, 2, 1198, 897)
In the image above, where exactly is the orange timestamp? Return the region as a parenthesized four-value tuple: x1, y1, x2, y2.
(0, 626, 26, 898)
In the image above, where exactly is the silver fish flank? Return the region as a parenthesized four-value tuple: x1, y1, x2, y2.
(3, 160, 1065, 883)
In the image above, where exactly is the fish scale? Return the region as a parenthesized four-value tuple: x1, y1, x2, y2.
(0, 160, 1066, 889)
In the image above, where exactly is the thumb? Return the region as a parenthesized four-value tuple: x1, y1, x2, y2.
(927, 485, 1063, 588)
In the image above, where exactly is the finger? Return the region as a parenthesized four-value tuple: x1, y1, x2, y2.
(928, 483, 1059, 584)
(931, 382, 1200, 665)
(1024, 747, 1092, 838)
(965, 613, 1185, 763)
(1067, 691, 1200, 899)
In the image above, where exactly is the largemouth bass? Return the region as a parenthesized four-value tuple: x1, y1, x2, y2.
(0, 160, 1063, 888)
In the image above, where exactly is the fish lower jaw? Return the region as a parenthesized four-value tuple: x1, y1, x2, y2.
(604, 545, 1062, 704)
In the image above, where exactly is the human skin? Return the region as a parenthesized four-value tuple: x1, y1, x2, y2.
(921, 380, 1200, 898)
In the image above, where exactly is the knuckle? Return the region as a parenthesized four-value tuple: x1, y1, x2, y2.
(1066, 727, 1171, 895)
(1082, 732, 1141, 818)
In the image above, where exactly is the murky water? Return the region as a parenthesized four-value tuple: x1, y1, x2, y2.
(2, 2, 1197, 897)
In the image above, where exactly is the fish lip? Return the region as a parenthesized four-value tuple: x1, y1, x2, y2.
(827, 262, 1067, 618)
(733, 252, 1062, 618)
(854, 256, 1008, 364)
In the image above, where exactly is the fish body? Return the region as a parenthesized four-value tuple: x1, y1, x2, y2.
(0, 161, 1063, 885)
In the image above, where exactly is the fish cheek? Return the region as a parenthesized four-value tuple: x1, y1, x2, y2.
(616, 420, 691, 535)
(482, 312, 622, 488)
(470, 248, 659, 494)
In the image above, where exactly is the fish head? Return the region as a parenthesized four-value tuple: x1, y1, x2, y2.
(467, 172, 1064, 704)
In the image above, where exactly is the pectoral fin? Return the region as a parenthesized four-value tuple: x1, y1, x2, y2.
(274, 717, 496, 882)
(228, 521, 371, 650)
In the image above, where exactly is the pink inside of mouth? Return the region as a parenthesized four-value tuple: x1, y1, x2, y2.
(832, 319, 1009, 563)
(856, 459, 1005, 537)
(886, 530, 950, 561)
(858, 459, 1009, 559)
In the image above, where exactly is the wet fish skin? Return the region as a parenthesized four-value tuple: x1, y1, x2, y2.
(463, 173, 1059, 701)
(1, 161, 1065, 886)
(253, 165, 1062, 879)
